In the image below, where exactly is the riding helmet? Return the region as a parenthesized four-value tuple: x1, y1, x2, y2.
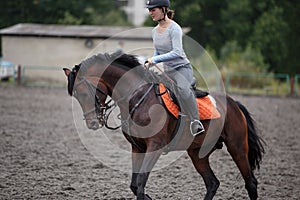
(145, 0, 170, 9)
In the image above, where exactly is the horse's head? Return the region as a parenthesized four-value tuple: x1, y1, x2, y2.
(63, 64, 109, 130)
(64, 53, 144, 130)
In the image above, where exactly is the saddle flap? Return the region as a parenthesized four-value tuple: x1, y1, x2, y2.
(159, 83, 220, 120)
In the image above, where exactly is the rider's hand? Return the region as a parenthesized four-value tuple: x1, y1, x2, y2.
(147, 58, 153, 64)
(144, 61, 150, 69)
(144, 58, 153, 69)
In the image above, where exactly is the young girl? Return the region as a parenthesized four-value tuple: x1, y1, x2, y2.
(145, 0, 205, 136)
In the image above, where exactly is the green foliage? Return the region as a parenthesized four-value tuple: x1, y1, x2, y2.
(250, 5, 289, 71)
(169, 0, 299, 75)
(221, 0, 253, 48)
(220, 41, 268, 73)
(0, 0, 129, 27)
(58, 11, 83, 25)
(93, 10, 131, 26)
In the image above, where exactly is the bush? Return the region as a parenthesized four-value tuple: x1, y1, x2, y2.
(219, 41, 268, 73)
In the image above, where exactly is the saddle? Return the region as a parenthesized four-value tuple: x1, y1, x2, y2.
(158, 83, 221, 120)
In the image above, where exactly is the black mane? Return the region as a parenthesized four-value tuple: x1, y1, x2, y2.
(79, 52, 142, 72)
(67, 53, 142, 96)
(113, 53, 142, 69)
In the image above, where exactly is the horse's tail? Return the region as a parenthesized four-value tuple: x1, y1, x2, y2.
(236, 101, 265, 170)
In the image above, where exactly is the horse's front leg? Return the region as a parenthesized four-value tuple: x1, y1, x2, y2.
(130, 143, 163, 200)
(130, 145, 146, 197)
(131, 173, 152, 200)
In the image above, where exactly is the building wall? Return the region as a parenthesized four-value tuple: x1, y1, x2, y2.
(2, 36, 153, 66)
(2, 36, 102, 66)
(1, 35, 154, 83)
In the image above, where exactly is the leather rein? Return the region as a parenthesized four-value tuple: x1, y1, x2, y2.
(73, 77, 121, 130)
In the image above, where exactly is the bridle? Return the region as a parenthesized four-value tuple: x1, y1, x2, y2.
(73, 76, 121, 130)
(70, 61, 159, 132)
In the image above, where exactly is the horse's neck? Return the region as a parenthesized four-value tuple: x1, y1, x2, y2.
(103, 65, 147, 103)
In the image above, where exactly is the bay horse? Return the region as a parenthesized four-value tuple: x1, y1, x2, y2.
(63, 53, 264, 200)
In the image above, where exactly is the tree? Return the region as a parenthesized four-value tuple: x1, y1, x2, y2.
(0, 0, 129, 27)
(172, 0, 226, 54)
(170, 0, 299, 74)
(276, 0, 300, 75)
(250, 6, 289, 72)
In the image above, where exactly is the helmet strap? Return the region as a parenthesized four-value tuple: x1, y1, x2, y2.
(158, 7, 167, 22)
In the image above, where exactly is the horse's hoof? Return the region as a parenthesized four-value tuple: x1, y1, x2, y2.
(145, 194, 152, 200)
(137, 194, 152, 200)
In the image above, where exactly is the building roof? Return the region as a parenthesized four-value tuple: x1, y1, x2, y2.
(0, 23, 152, 39)
(0, 23, 190, 40)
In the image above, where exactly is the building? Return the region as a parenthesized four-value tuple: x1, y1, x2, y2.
(0, 23, 155, 66)
(118, 0, 149, 26)
(0, 23, 189, 84)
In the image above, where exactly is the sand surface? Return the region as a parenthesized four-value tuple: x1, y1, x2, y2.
(0, 85, 299, 199)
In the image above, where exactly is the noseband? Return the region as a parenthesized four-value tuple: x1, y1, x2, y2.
(74, 77, 121, 130)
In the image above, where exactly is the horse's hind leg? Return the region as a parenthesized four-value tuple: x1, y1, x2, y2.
(188, 149, 220, 200)
(225, 139, 258, 200)
(223, 98, 261, 199)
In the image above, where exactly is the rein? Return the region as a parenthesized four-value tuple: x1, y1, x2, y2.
(74, 77, 121, 130)
(121, 82, 155, 152)
(71, 55, 163, 134)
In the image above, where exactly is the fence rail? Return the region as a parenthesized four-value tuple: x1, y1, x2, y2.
(19, 65, 66, 87)
(225, 72, 290, 96)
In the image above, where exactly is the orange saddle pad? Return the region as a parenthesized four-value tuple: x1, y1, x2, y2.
(159, 84, 221, 120)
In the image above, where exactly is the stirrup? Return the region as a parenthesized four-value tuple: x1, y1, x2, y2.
(190, 120, 205, 137)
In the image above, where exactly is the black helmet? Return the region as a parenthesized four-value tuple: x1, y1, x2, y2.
(145, 0, 170, 9)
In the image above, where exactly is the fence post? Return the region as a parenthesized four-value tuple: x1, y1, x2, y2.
(295, 75, 299, 96)
(286, 74, 290, 95)
(17, 65, 22, 86)
(290, 76, 294, 96)
(225, 73, 231, 93)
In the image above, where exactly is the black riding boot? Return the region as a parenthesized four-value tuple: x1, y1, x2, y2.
(178, 90, 205, 136)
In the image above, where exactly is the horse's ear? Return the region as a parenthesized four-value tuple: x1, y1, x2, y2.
(63, 68, 71, 76)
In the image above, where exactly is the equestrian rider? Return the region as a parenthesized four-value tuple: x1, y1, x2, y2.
(145, 0, 205, 136)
